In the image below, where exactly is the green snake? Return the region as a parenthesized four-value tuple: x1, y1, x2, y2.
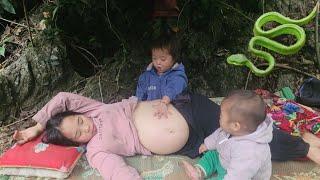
(227, 3, 319, 76)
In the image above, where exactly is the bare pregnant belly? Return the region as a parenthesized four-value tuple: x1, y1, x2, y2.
(133, 100, 189, 154)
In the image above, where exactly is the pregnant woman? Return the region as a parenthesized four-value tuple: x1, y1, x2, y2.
(13, 92, 320, 179)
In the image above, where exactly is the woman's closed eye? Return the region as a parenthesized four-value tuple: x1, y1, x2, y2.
(75, 117, 83, 139)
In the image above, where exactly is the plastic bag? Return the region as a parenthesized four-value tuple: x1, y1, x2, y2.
(296, 78, 320, 107)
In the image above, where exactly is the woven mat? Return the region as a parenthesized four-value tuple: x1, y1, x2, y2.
(68, 156, 320, 180)
(272, 161, 320, 180)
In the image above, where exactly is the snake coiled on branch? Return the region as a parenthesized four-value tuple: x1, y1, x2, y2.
(227, 3, 319, 76)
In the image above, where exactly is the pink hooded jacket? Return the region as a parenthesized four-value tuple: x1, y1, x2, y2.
(32, 92, 152, 180)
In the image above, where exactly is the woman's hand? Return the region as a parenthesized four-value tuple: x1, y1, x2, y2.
(199, 143, 208, 154)
(13, 123, 44, 145)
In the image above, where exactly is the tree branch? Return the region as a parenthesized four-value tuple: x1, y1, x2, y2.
(257, 63, 318, 78)
(22, 0, 34, 47)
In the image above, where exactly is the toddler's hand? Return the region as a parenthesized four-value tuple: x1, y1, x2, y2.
(199, 144, 208, 154)
(153, 101, 169, 119)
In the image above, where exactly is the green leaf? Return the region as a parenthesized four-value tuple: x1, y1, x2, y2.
(51, 60, 60, 66)
(52, 6, 59, 20)
(50, 55, 58, 60)
(79, 0, 89, 5)
(0, 0, 15, 14)
(0, 45, 5, 57)
(1, 36, 13, 44)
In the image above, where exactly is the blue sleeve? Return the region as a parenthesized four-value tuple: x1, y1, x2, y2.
(135, 73, 147, 101)
(163, 71, 188, 101)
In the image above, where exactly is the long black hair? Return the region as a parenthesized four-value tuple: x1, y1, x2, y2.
(42, 111, 81, 146)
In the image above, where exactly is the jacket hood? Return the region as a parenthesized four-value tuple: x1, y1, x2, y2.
(233, 115, 273, 144)
(146, 62, 184, 73)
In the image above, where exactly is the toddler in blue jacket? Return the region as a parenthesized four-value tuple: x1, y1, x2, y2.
(136, 35, 188, 118)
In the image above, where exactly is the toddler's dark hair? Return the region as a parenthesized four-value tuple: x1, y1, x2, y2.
(223, 90, 266, 133)
(42, 111, 80, 146)
(150, 34, 181, 63)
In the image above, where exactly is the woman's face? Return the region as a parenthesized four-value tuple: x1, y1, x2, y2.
(59, 115, 97, 144)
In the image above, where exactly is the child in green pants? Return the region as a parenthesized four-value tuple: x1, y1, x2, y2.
(181, 90, 273, 180)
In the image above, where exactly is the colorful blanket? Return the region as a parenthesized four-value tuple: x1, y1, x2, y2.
(256, 89, 320, 137)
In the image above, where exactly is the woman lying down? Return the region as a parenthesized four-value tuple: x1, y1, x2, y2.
(13, 92, 320, 179)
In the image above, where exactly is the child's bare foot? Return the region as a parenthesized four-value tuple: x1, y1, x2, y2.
(302, 132, 320, 147)
(180, 160, 202, 180)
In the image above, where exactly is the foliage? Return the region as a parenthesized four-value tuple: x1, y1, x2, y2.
(39, 0, 265, 94)
(0, 0, 15, 14)
(0, 36, 13, 56)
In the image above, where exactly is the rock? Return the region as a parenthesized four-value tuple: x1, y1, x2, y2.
(0, 38, 79, 124)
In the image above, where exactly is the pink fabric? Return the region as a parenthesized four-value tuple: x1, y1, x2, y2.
(32, 92, 151, 180)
